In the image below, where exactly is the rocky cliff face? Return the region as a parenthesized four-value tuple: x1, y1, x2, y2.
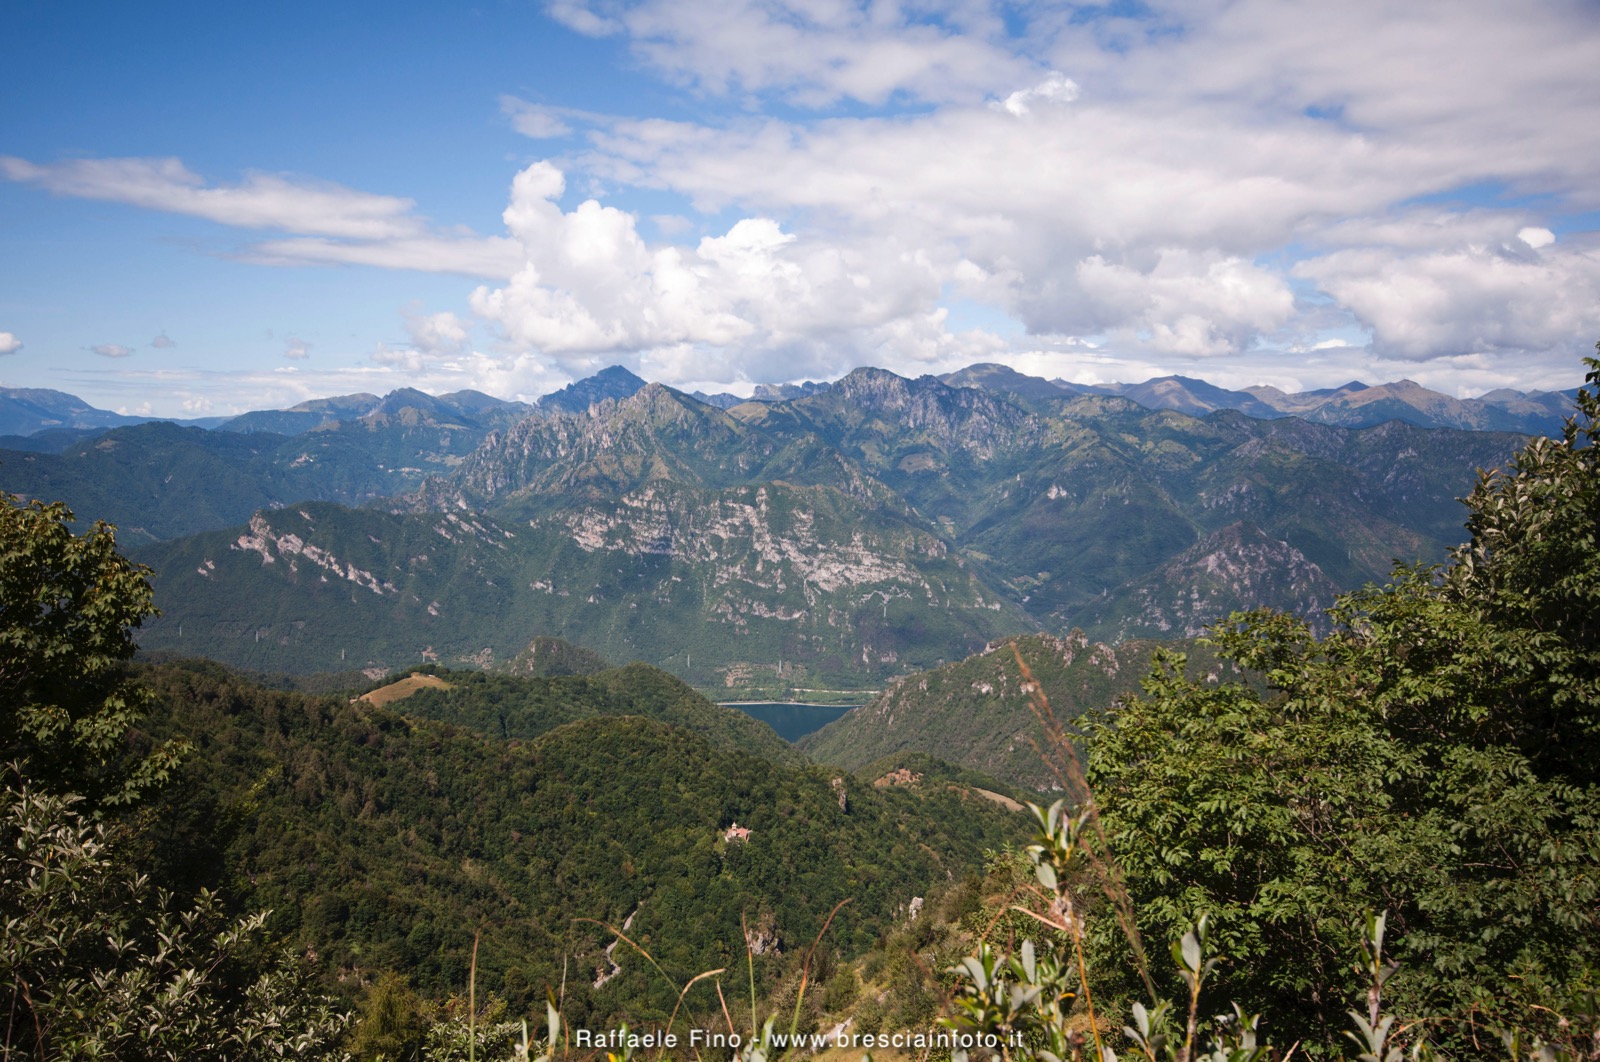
(1083, 521, 1342, 640)
(451, 384, 784, 500)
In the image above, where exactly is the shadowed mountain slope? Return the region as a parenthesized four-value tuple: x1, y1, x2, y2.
(801, 632, 1218, 790)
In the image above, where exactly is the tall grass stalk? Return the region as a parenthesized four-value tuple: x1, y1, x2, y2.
(789, 899, 851, 1043)
(1011, 643, 1156, 1002)
(741, 911, 758, 1043)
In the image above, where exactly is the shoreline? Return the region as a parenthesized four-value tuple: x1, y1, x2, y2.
(717, 700, 863, 708)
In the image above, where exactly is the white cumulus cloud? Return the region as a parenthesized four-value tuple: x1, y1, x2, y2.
(469, 161, 946, 378)
(555, 0, 1600, 384)
(1518, 226, 1555, 249)
(404, 309, 471, 354)
(1294, 237, 1600, 361)
(91, 343, 133, 358)
(1075, 251, 1296, 356)
(0, 332, 21, 355)
(996, 72, 1080, 117)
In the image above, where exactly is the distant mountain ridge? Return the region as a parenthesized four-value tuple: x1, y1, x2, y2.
(0, 386, 227, 436)
(219, 388, 532, 435)
(938, 364, 1578, 435)
(218, 393, 383, 435)
(5, 363, 1576, 443)
(0, 387, 537, 540)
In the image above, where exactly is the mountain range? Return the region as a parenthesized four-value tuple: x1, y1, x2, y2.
(9, 355, 1583, 1050)
(2, 363, 1579, 443)
(938, 363, 1578, 434)
(28, 364, 1520, 690)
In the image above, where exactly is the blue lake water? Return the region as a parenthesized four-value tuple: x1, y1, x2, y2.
(724, 702, 857, 742)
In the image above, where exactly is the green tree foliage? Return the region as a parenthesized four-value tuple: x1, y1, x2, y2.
(348, 971, 430, 1060)
(1081, 357, 1600, 1050)
(0, 770, 352, 1057)
(0, 497, 181, 806)
(0, 494, 352, 1057)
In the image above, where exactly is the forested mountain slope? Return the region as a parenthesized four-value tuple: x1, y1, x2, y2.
(800, 632, 1221, 790)
(132, 659, 1026, 1025)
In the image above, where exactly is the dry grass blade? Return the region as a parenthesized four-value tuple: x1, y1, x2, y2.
(741, 910, 757, 1041)
(714, 979, 737, 1040)
(791, 898, 852, 1041)
(663, 968, 728, 1061)
(470, 929, 480, 1062)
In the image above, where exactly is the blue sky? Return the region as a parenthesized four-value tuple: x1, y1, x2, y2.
(3, 0, 1598, 416)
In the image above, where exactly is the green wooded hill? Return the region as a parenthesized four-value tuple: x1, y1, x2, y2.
(848, 750, 1033, 802)
(503, 635, 611, 677)
(130, 658, 1026, 1026)
(372, 661, 804, 765)
(29, 366, 1526, 687)
(801, 632, 1223, 791)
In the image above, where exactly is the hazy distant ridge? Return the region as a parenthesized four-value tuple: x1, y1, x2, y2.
(939, 364, 1577, 435)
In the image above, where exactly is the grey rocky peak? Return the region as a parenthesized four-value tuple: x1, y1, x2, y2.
(536, 365, 648, 413)
(750, 379, 831, 401)
(940, 363, 1074, 400)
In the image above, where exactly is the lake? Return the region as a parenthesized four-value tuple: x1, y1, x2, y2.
(723, 702, 857, 742)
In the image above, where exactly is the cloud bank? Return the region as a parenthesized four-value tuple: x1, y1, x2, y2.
(5, 0, 1598, 404)
(479, 0, 1600, 391)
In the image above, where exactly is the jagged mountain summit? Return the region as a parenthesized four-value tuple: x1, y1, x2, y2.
(688, 379, 833, 409)
(535, 365, 648, 413)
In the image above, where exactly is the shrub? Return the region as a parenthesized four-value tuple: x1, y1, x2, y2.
(0, 772, 351, 1058)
